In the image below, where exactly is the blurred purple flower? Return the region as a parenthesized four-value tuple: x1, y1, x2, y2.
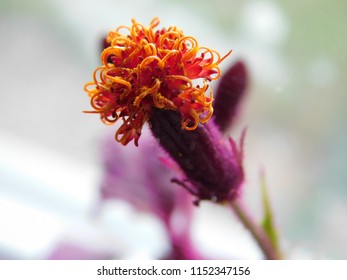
(99, 131, 206, 259)
(48, 242, 114, 260)
(99, 133, 174, 224)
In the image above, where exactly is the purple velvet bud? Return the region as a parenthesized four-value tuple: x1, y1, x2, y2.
(213, 61, 248, 133)
(149, 108, 244, 204)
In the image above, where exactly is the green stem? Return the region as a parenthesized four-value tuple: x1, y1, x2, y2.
(229, 199, 282, 260)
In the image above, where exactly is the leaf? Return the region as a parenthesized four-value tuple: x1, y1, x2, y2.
(260, 170, 279, 250)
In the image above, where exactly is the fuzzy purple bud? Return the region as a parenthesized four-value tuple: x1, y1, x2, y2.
(213, 61, 248, 133)
(149, 108, 244, 203)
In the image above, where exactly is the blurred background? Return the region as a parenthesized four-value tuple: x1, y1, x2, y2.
(0, 0, 346, 259)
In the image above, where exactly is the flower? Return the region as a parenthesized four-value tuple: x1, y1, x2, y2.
(84, 17, 231, 146)
(99, 132, 176, 224)
(48, 242, 114, 260)
(98, 131, 207, 259)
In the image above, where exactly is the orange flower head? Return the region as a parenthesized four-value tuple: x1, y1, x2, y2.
(84, 18, 231, 146)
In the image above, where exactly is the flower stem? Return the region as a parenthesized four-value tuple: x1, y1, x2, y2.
(228, 199, 282, 260)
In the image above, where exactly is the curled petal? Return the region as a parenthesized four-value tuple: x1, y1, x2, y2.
(84, 18, 230, 145)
